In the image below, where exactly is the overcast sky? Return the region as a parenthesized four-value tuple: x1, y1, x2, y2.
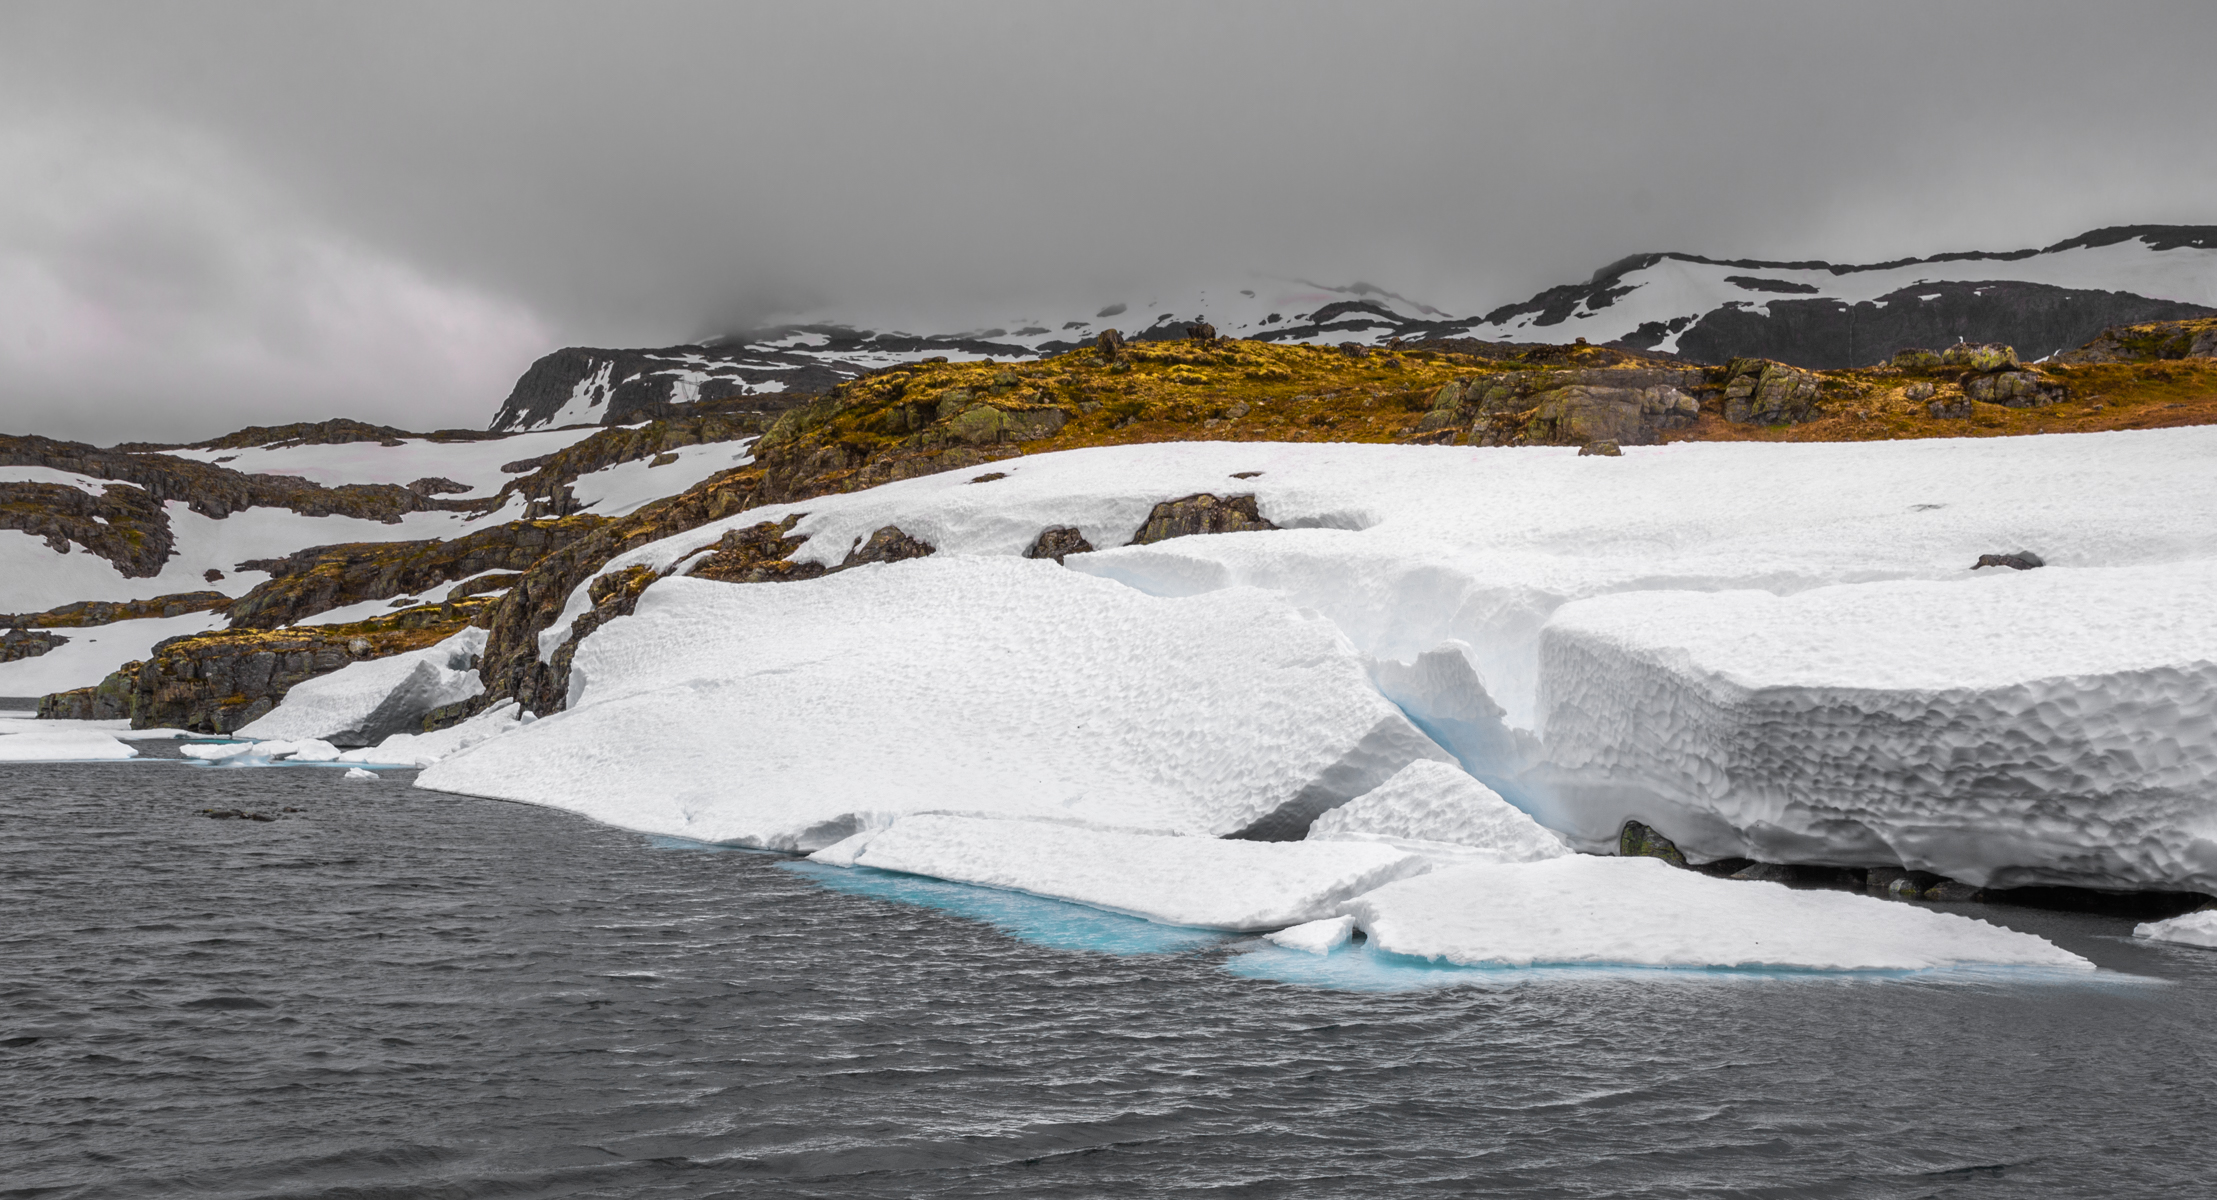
(4, 0, 2214, 440)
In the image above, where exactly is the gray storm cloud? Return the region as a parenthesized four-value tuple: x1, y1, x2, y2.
(3, 0, 2215, 440)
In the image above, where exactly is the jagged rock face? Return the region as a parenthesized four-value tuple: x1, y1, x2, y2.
(2, 591, 230, 629)
(1129, 494, 1275, 545)
(683, 519, 826, 584)
(1665, 280, 2213, 369)
(1, 629, 67, 662)
(225, 517, 608, 630)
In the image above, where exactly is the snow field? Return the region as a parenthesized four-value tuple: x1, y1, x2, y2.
(1533, 563, 2217, 891)
(563, 439, 754, 517)
(422, 558, 1455, 850)
(0, 609, 228, 695)
(822, 814, 1428, 931)
(161, 425, 602, 497)
(1344, 856, 2094, 972)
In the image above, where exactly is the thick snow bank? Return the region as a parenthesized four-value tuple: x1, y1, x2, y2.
(1346, 856, 2092, 972)
(566, 439, 755, 517)
(0, 610, 228, 695)
(236, 628, 485, 745)
(1308, 760, 1567, 862)
(2135, 910, 2217, 950)
(822, 814, 1426, 931)
(0, 720, 136, 760)
(1266, 915, 1356, 954)
(421, 557, 1452, 849)
(552, 429, 2217, 729)
(1532, 562, 2217, 891)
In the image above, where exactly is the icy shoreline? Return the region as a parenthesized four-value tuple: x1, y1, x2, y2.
(118, 428, 2216, 965)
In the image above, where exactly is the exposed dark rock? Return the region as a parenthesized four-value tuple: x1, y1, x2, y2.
(1, 629, 67, 662)
(406, 477, 472, 496)
(2, 591, 230, 629)
(1618, 819, 1688, 867)
(684, 518, 826, 584)
(1096, 328, 1126, 358)
(226, 517, 608, 630)
(2055, 316, 2217, 364)
(449, 572, 521, 598)
(1128, 494, 1276, 545)
(969, 472, 1007, 484)
(1730, 862, 1795, 882)
(1973, 551, 2045, 571)
(1578, 440, 1623, 457)
(1893, 348, 1944, 370)
(1928, 397, 1973, 420)
(1187, 321, 1218, 342)
(1229, 471, 1264, 479)
(1338, 342, 1369, 359)
(0, 479, 174, 577)
(840, 525, 935, 568)
(1024, 526, 1094, 563)
(204, 568, 225, 583)
(1664, 280, 2212, 370)
(38, 610, 471, 731)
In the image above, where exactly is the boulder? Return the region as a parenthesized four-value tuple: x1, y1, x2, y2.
(1928, 397, 1972, 420)
(841, 525, 935, 568)
(1095, 328, 1125, 357)
(0, 629, 68, 663)
(1024, 526, 1095, 563)
(1577, 440, 1622, 457)
(1892, 348, 1944, 370)
(1187, 321, 1218, 342)
(1964, 370, 2065, 408)
(1618, 819, 1688, 867)
(1128, 494, 1276, 545)
(1941, 342, 2020, 371)
(1972, 551, 2044, 571)
(1720, 358, 1822, 424)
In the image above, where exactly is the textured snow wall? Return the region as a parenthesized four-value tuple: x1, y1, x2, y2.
(1531, 563, 2217, 891)
(1346, 856, 2095, 972)
(422, 558, 1454, 850)
(237, 628, 486, 746)
(1307, 760, 1567, 863)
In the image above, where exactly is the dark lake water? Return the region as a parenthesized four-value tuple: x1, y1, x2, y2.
(8, 747, 2217, 1198)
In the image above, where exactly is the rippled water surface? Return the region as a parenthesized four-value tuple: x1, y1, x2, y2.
(8, 751, 2217, 1198)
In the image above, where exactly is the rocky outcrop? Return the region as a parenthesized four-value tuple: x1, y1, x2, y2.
(2052, 316, 2217, 364)
(683, 518, 826, 584)
(1129, 494, 1275, 544)
(38, 608, 473, 731)
(1441, 366, 1707, 445)
(118, 417, 500, 454)
(1719, 358, 1822, 424)
(0, 479, 174, 577)
(499, 411, 770, 519)
(1619, 820, 1688, 866)
(2, 629, 67, 662)
(225, 517, 607, 629)
(2, 591, 231, 629)
(1965, 370, 2065, 407)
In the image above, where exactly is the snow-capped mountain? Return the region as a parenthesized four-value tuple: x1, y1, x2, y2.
(488, 226, 2217, 431)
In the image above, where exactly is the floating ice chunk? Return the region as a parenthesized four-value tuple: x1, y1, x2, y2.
(337, 698, 527, 767)
(0, 724, 137, 761)
(238, 628, 486, 746)
(421, 559, 1452, 849)
(180, 738, 339, 765)
(343, 767, 380, 781)
(1344, 856, 2093, 972)
(2135, 910, 2217, 950)
(844, 813, 1428, 931)
(180, 741, 264, 762)
(1266, 915, 1355, 955)
(1530, 562, 2217, 892)
(1308, 760, 1567, 863)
